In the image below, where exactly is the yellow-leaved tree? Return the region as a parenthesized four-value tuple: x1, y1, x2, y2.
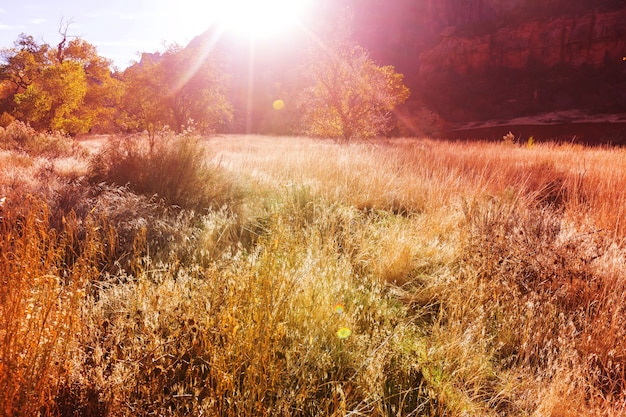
(14, 59, 87, 133)
(298, 39, 410, 141)
(1, 32, 122, 135)
(119, 42, 233, 139)
(62, 38, 123, 133)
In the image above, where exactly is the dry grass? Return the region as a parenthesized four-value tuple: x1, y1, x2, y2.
(209, 135, 626, 415)
(0, 197, 104, 416)
(2, 131, 626, 416)
(88, 134, 243, 214)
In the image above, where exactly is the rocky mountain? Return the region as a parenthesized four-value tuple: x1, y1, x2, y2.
(345, 0, 626, 128)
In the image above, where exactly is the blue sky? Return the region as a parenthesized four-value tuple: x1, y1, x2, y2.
(0, 1, 217, 68)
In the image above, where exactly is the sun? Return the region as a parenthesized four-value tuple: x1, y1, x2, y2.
(158, 0, 313, 45)
(210, 0, 312, 39)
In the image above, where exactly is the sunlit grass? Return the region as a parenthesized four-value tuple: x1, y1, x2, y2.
(2, 131, 626, 415)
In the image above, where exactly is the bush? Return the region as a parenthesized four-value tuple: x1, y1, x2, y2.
(88, 134, 242, 213)
(67, 184, 185, 272)
(0, 120, 75, 156)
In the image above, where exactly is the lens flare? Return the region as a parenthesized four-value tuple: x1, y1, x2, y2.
(336, 327, 352, 339)
(273, 99, 285, 110)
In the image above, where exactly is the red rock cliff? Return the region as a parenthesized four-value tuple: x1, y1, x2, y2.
(344, 0, 626, 123)
(419, 9, 626, 75)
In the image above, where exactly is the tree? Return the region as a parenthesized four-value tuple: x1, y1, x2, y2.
(0, 35, 50, 115)
(160, 44, 233, 133)
(0, 34, 50, 93)
(120, 42, 233, 138)
(298, 40, 410, 141)
(1, 31, 120, 135)
(14, 59, 87, 133)
(63, 38, 123, 132)
(119, 54, 170, 138)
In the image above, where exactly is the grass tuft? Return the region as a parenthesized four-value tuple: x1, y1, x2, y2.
(88, 134, 243, 214)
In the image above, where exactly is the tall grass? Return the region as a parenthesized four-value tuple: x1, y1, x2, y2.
(2, 133, 626, 415)
(88, 134, 242, 213)
(209, 135, 626, 415)
(74, 197, 428, 415)
(0, 196, 103, 416)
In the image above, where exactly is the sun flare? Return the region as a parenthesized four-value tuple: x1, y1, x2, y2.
(209, 0, 312, 39)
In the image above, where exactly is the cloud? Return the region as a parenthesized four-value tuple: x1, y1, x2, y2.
(0, 24, 27, 31)
(31, 18, 46, 24)
(0, 8, 6, 13)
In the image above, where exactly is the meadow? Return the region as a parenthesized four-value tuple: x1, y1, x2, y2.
(1, 121, 626, 416)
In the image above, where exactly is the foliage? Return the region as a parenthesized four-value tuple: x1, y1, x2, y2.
(117, 55, 169, 137)
(14, 60, 88, 133)
(1, 32, 232, 137)
(0, 34, 50, 93)
(63, 39, 124, 133)
(1, 35, 122, 135)
(298, 40, 409, 141)
(119, 44, 233, 137)
(1, 29, 411, 140)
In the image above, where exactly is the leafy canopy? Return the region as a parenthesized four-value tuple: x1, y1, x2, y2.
(120, 43, 233, 137)
(1, 32, 232, 137)
(298, 40, 410, 141)
(1, 34, 122, 135)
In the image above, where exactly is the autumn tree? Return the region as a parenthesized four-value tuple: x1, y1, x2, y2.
(0, 34, 49, 93)
(0, 35, 50, 117)
(13, 59, 87, 133)
(120, 42, 233, 137)
(160, 44, 233, 133)
(0, 31, 121, 135)
(0, 34, 83, 132)
(62, 38, 123, 133)
(118, 53, 169, 137)
(298, 40, 410, 141)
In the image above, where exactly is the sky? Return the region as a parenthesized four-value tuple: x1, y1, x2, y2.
(0, 0, 221, 69)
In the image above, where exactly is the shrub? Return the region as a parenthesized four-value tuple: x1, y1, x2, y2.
(88, 134, 242, 214)
(49, 181, 237, 273)
(67, 184, 181, 272)
(0, 120, 74, 157)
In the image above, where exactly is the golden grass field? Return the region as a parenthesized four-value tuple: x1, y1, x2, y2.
(2, 124, 626, 416)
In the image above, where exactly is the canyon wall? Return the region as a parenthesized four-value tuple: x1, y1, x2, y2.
(346, 0, 626, 124)
(418, 9, 626, 75)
